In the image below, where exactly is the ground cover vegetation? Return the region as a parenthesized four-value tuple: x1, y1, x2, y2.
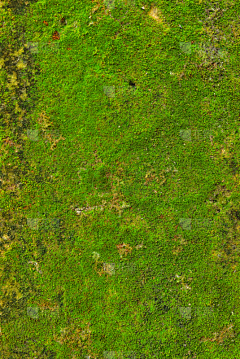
(1, 0, 240, 357)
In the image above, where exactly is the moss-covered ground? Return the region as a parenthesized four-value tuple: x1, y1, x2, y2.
(1, 0, 240, 357)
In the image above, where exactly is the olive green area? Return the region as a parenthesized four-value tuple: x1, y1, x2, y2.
(1, 0, 240, 357)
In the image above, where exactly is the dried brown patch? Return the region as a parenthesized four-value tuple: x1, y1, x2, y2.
(200, 324, 235, 344)
(148, 6, 170, 31)
(116, 242, 133, 258)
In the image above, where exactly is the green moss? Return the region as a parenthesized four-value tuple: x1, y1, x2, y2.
(1, 0, 240, 357)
